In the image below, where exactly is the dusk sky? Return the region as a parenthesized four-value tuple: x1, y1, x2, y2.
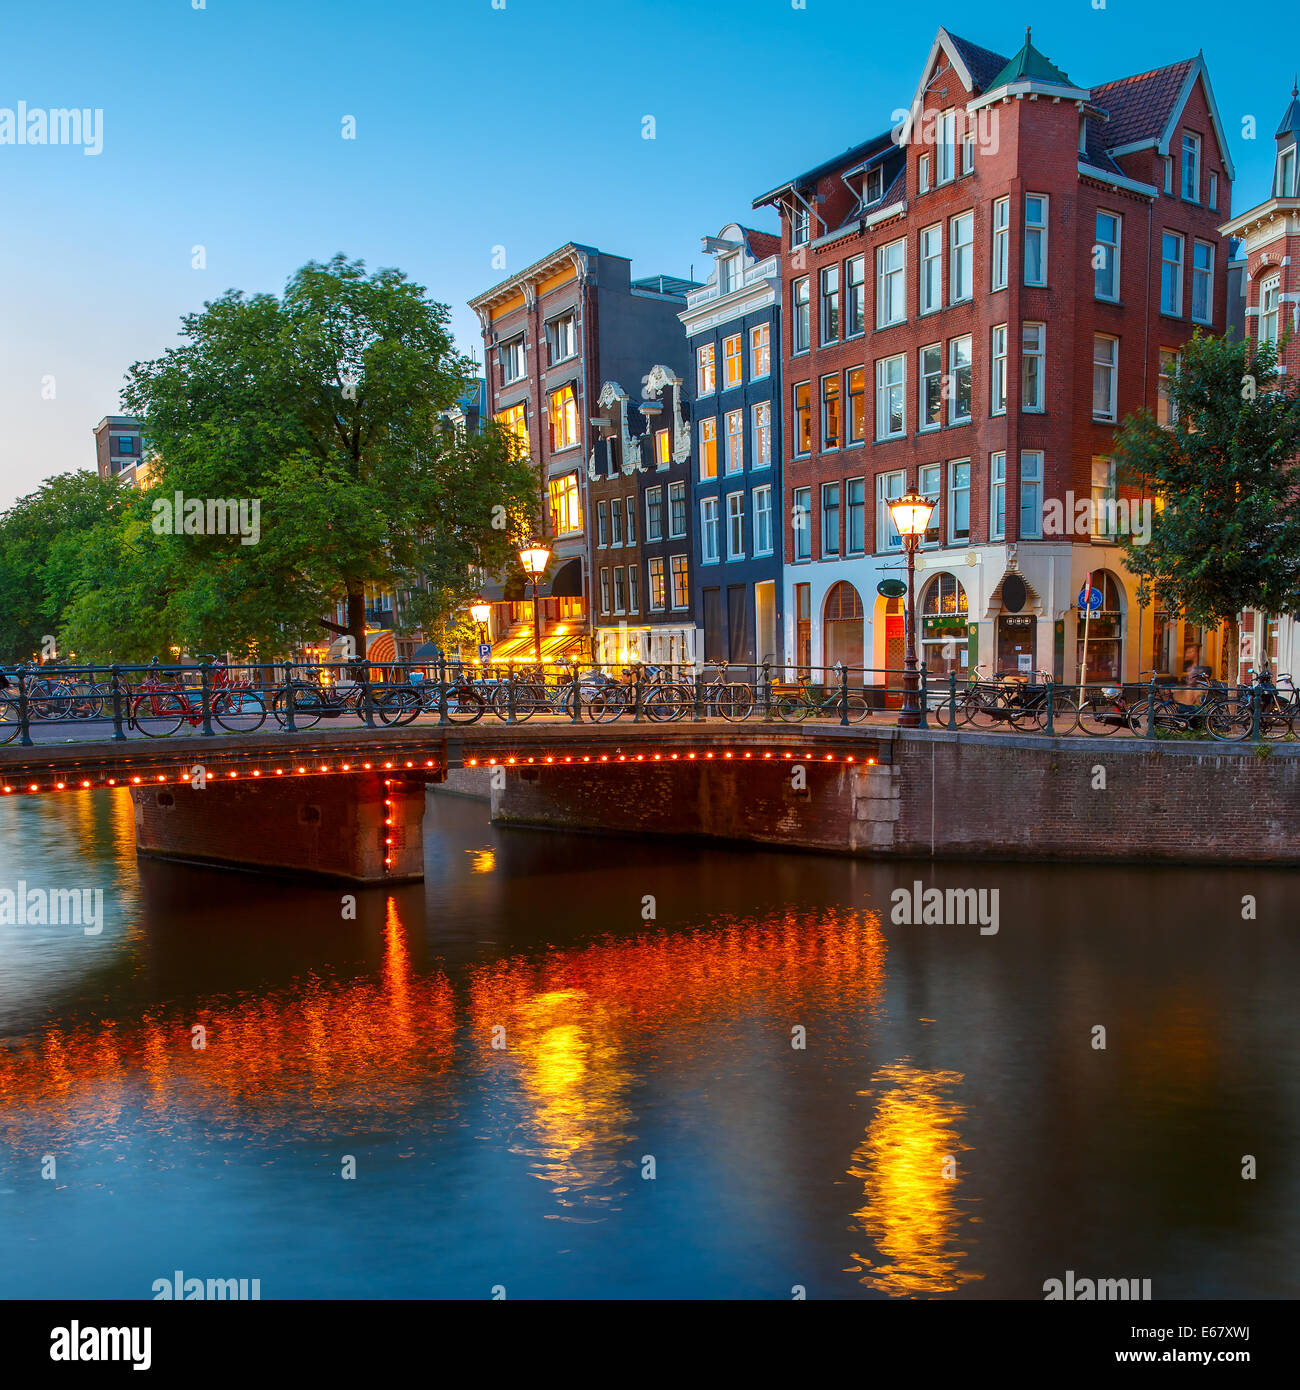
(1, 0, 1290, 511)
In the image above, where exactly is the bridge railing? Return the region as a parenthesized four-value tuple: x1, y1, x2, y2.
(0, 657, 1286, 746)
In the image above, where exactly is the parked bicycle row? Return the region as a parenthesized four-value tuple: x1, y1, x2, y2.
(2, 657, 1296, 743)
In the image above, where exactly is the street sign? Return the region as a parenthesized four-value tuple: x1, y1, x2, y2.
(478, 643, 492, 663)
(877, 579, 907, 598)
(1077, 584, 1103, 612)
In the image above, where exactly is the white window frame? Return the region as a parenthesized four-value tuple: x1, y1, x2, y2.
(1191, 240, 1213, 325)
(667, 481, 687, 539)
(1092, 334, 1118, 422)
(750, 323, 771, 379)
(726, 490, 745, 561)
(992, 196, 1009, 291)
(792, 486, 812, 562)
(645, 485, 664, 542)
(1095, 212, 1121, 303)
(876, 238, 906, 327)
(1260, 275, 1281, 347)
(919, 462, 941, 548)
(876, 469, 904, 552)
(697, 343, 716, 395)
(948, 335, 972, 425)
(1161, 231, 1184, 316)
(947, 459, 971, 544)
(1021, 322, 1045, 413)
(875, 353, 906, 440)
(950, 211, 974, 304)
(846, 255, 866, 337)
(753, 485, 773, 556)
(919, 223, 943, 314)
(1019, 450, 1043, 538)
(919, 343, 942, 432)
(752, 400, 772, 468)
(724, 408, 744, 474)
(792, 277, 810, 352)
(1182, 131, 1201, 202)
(1024, 194, 1048, 287)
(990, 451, 1006, 542)
(991, 323, 1008, 416)
(500, 335, 526, 384)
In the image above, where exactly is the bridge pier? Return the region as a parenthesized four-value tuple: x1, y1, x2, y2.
(131, 771, 429, 883)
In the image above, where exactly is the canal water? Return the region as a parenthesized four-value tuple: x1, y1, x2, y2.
(1, 788, 1296, 1300)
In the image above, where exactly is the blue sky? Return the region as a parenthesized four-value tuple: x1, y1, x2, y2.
(0, 0, 1291, 510)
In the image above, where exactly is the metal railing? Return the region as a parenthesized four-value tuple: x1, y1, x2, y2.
(0, 658, 1289, 746)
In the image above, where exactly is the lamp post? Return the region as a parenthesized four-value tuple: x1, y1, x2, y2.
(518, 542, 551, 667)
(887, 491, 937, 728)
(470, 601, 490, 646)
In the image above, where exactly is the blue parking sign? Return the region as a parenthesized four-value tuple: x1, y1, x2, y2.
(478, 643, 492, 663)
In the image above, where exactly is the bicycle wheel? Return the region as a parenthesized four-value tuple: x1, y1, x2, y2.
(774, 695, 809, 723)
(966, 690, 1010, 730)
(1259, 705, 1292, 741)
(214, 690, 267, 733)
(1078, 696, 1125, 735)
(375, 688, 420, 726)
(1151, 699, 1189, 738)
(132, 693, 187, 737)
(717, 683, 754, 722)
(0, 695, 19, 743)
(1028, 693, 1079, 733)
(836, 693, 870, 724)
(586, 688, 629, 723)
(272, 684, 323, 729)
(644, 684, 691, 722)
(445, 687, 486, 724)
(1206, 697, 1252, 741)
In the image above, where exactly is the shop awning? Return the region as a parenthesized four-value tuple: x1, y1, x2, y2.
(490, 624, 589, 663)
(366, 630, 397, 662)
(549, 558, 583, 598)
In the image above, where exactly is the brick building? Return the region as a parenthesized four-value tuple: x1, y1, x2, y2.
(93, 415, 148, 486)
(679, 223, 785, 671)
(753, 26, 1234, 689)
(468, 246, 694, 664)
(1221, 85, 1300, 681)
(589, 365, 695, 665)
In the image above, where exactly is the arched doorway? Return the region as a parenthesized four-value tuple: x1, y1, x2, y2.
(920, 572, 969, 678)
(823, 581, 864, 679)
(1077, 570, 1125, 683)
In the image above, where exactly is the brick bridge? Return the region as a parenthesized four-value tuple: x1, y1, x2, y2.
(4, 721, 1298, 878)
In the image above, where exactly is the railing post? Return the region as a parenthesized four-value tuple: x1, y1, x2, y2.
(110, 664, 126, 741)
(1145, 673, 1157, 740)
(1045, 680, 1055, 737)
(282, 664, 298, 733)
(947, 671, 957, 731)
(437, 653, 449, 727)
(838, 662, 849, 728)
(506, 668, 517, 726)
(199, 659, 215, 737)
(1250, 684, 1261, 742)
(570, 662, 581, 723)
(357, 660, 374, 728)
(761, 660, 772, 721)
(694, 666, 704, 722)
(16, 668, 32, 747)
(634, 664, 644, 724)
(918, 664, 929, 729)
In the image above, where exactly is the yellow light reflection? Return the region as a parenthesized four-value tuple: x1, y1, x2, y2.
(467, 849, 496, 874)
(847, 1061, 981, 1296)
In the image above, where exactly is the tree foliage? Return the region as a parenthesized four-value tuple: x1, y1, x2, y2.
(1114, 331, 1300, 628)
(56, 255, 538, 661)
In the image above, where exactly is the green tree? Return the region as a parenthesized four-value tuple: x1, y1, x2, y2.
(102, 255, 537, 658)
(0, 471, 125, 663)
(1114, 331, 1300, 628)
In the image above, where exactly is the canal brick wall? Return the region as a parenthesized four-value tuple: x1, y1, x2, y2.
(490, 730, 1300, 865)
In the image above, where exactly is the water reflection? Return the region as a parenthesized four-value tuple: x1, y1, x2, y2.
(847, 1062, 980, 1296)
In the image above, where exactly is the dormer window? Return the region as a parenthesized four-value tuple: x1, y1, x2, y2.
(1078, 117, 1088, 156)
(791, 204, 810, 247)
(1181, 132, 1201, 202)
(865, 166, 884, 205)
(1279, 146, 1297, 198)
(719, 253, 741, 294)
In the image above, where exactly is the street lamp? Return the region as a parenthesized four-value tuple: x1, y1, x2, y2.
(470, 601, 490, 644)
(887, 491, 936, 728)
(518, 542, 551, 666)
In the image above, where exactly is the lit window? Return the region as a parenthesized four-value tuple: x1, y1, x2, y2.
(821, 374, 841, 450)
(793, 382, 812, 456)
(670, 555, 689, 609)
(722, 333, 743, 388)
(547, 473, 582, 535)
(548, 384, 578, 450)
(699, 417, 718, 479)
(494, 403, 529, 457)
(648, 557, 666, 611)
(846, 367, 866, 445)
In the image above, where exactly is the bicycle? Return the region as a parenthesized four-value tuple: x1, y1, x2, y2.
(1076, 671, 1159, 736)
(773, 669, 870, 724)
(129, 659, 268, 736)
(701, 661, 755, 721)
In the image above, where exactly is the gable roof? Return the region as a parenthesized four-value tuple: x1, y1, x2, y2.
(1091, 58, 1195, 150)
(740, 227, 781, 260)
(944, 29, 1011, 92)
